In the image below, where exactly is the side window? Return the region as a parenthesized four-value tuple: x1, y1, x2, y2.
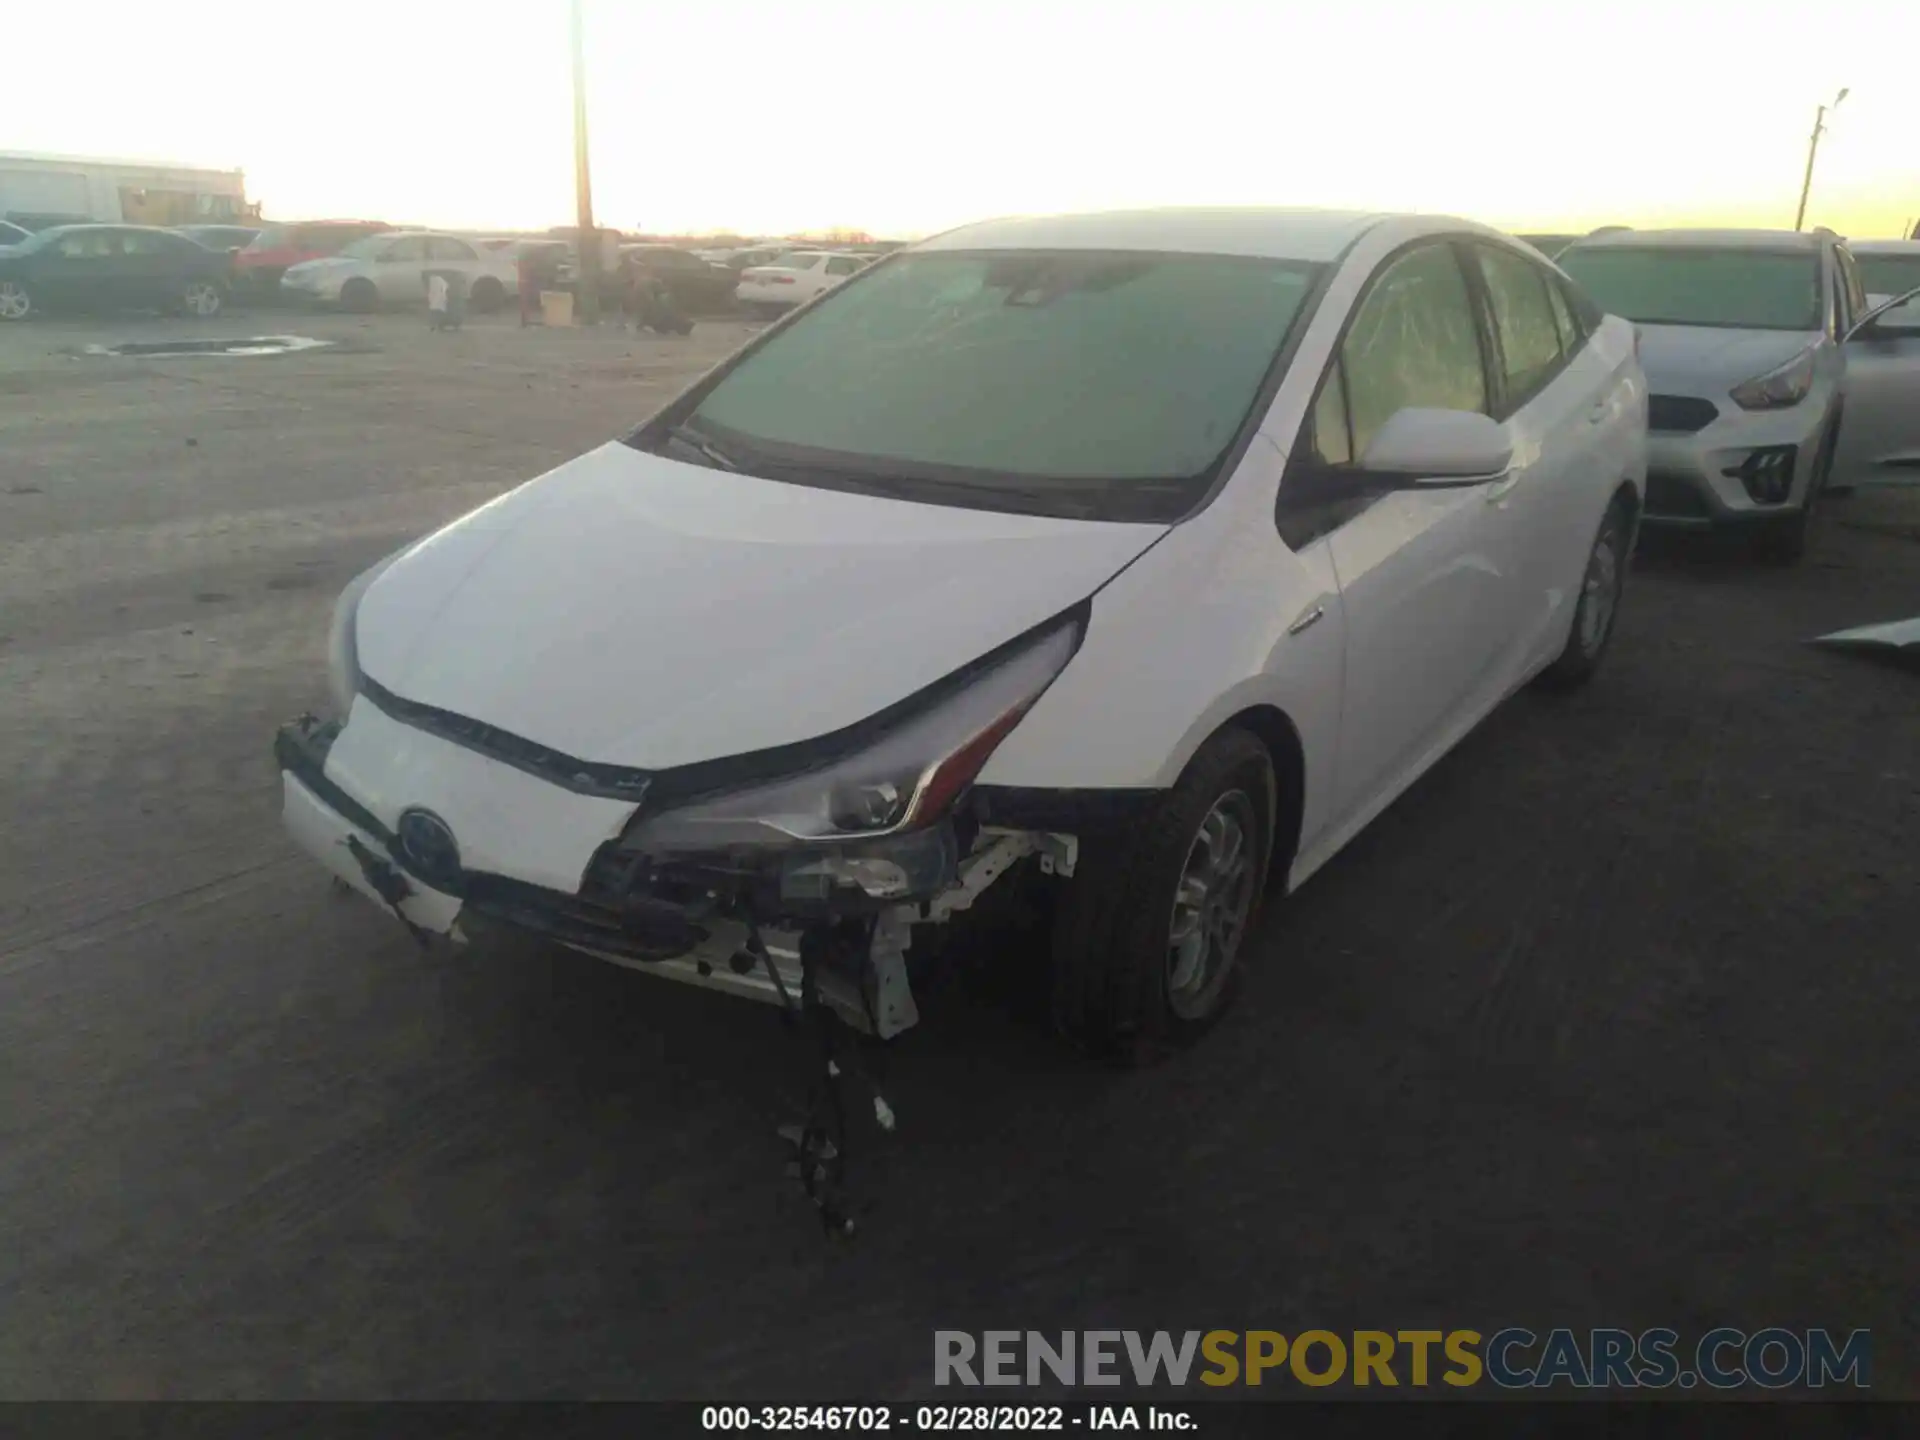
(1474, 243, 1567, 407)
(1306, 360, 1353, 466)
(56, 231, 119, 259)
(825, 256, 860, 276)
(1340, 242, 1489, 461)
(384, 237, 428, 262)
(1836, 249, 1869, 328)
(428, 237, 475, 261)
(1544, 277, 1577, 353)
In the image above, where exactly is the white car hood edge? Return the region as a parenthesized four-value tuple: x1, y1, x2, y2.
(352, 441, 1169, 771)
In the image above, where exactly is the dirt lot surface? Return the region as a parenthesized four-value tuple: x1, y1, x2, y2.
(1, 311, 1916, 1400)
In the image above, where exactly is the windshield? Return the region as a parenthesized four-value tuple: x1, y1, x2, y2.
(1856, 254, 1920, 301)
(1558, 246, 1821, 330)
(665, 250, 1322, 521)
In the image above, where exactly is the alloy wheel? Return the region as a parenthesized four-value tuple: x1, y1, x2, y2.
(1166, 789, 1259, 1020)
(1578, 518, 1623, 657)
(184, 283, 222, 317)
(0, 282, 30, 321)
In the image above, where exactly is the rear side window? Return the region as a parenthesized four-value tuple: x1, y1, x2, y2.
(825, 256, 860, 276)
(784, 253, 824, 271)
(1473, 243, 1567, 406)
(1339, 242, 1489, 461)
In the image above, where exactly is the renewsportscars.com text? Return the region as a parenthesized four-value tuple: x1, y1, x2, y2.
(934, 1328, 1871, 1390)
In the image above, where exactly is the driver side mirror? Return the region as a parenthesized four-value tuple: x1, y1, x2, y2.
(1360, 408, 1514, 485)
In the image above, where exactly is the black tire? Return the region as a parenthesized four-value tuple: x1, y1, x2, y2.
(340, 277, 379, 314)
(1537, 495, 1632, 692)
(1752, 417, 1836, 565)
(0, 279, 34, 321)
(469, 276, 505, 313)
(1051, 728, 1276, 1065)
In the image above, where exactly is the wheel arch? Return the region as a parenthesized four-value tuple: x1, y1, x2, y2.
(1193, 704, 1306, 884)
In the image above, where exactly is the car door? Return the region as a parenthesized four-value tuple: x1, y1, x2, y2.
(1467, 239, 1623, 673)
(117, 228, 190, 308)
(1277, 238, 1528, 827)
(372, 235, 429, 302)
(1834, 247, 1920, 486)
(39, 229, 126, 309)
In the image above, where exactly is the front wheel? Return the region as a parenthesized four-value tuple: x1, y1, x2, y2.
(469, 276, 505, 313)
(0, 280, 34, 321)
(1051, 728, 1275, 1064)
(339, 277, 379, 313)
(180, 280, 223, 318)
(1536, 496, 1631, 692)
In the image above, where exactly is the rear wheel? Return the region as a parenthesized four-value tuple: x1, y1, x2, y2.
(0, 280, 34, 321)
(339, 277, 379, 313)
(180, 280, 223, 318)
(1537, 496, 1631, 692)
(1051, 728, 1275, 1065)
(470, 276, 505, 313)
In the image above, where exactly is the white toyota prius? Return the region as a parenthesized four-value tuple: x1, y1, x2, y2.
(279, 207, 1647, 1064)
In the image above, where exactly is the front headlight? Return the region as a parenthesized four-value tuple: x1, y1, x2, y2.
(623, 615, 1083, 861)
(325, 547, 412, 715)
(1729, 347, 1817, 410)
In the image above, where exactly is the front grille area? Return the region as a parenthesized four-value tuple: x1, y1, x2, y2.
(1648, 394, 1720, 433)
(1645, 473, 1713, 519)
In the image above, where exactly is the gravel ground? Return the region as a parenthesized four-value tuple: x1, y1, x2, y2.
(0, 310, 1916, 1401)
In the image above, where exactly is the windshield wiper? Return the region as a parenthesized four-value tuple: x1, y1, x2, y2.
(662, 424, 740, 472)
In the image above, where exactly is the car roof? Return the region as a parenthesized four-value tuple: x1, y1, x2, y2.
(1847, 239, 1920, 255)
(914, 207, 1391, 261)
(1566, 227, 1826, 253)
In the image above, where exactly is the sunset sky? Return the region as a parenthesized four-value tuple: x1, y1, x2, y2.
(8, 0, 1917, 241)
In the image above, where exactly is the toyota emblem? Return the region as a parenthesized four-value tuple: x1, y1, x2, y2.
(396, 807, 461, 884)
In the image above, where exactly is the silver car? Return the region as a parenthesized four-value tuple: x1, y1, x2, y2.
(1558, 227, 1920, 561)
(1839, 240, 1920, 488)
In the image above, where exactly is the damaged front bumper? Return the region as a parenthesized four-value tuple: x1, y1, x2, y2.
(276, 713, 1065, 1038)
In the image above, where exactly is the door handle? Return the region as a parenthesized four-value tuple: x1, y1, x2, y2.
(1588, 400, 1611, 424)
(1287, 603, 1327, 636)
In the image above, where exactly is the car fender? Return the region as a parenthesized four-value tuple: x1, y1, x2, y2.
(976, 438, 1345, 851)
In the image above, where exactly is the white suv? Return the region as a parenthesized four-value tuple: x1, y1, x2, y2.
(279, 207, 1645, 1062)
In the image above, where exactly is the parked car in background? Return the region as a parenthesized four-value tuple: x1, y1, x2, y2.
(279, 207, 1645, 1063)
(734, 250, 868, 315)
(0, 223, 230, 321)
(1832, 239, 1920, 488)
(234, 220, 392, 296)
(1558, 226, 1920, 559)
(1516, 233, 1578, 258)
(177, 224, 261, 255)
(279, 231, 518, 313)
(617, 245, 737, 312)
(0, 219, 30, 247)
(717, 245, 797, 271)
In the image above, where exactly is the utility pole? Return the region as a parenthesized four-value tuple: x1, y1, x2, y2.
(570, 0, 600, 324)
(1793, 87, 1848, 232)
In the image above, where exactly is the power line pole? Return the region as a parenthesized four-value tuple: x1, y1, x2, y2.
(1793, 88, 1847, 232)
(570, 0, 600, 325)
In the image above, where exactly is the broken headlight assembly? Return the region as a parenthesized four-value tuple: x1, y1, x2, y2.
(1728, 346, 1817, 411)
(622, 615, 1084, 902)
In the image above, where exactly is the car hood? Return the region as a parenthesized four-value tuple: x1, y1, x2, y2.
(1632, 324, 1818, 388)
(353, 441, 1167, 770)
